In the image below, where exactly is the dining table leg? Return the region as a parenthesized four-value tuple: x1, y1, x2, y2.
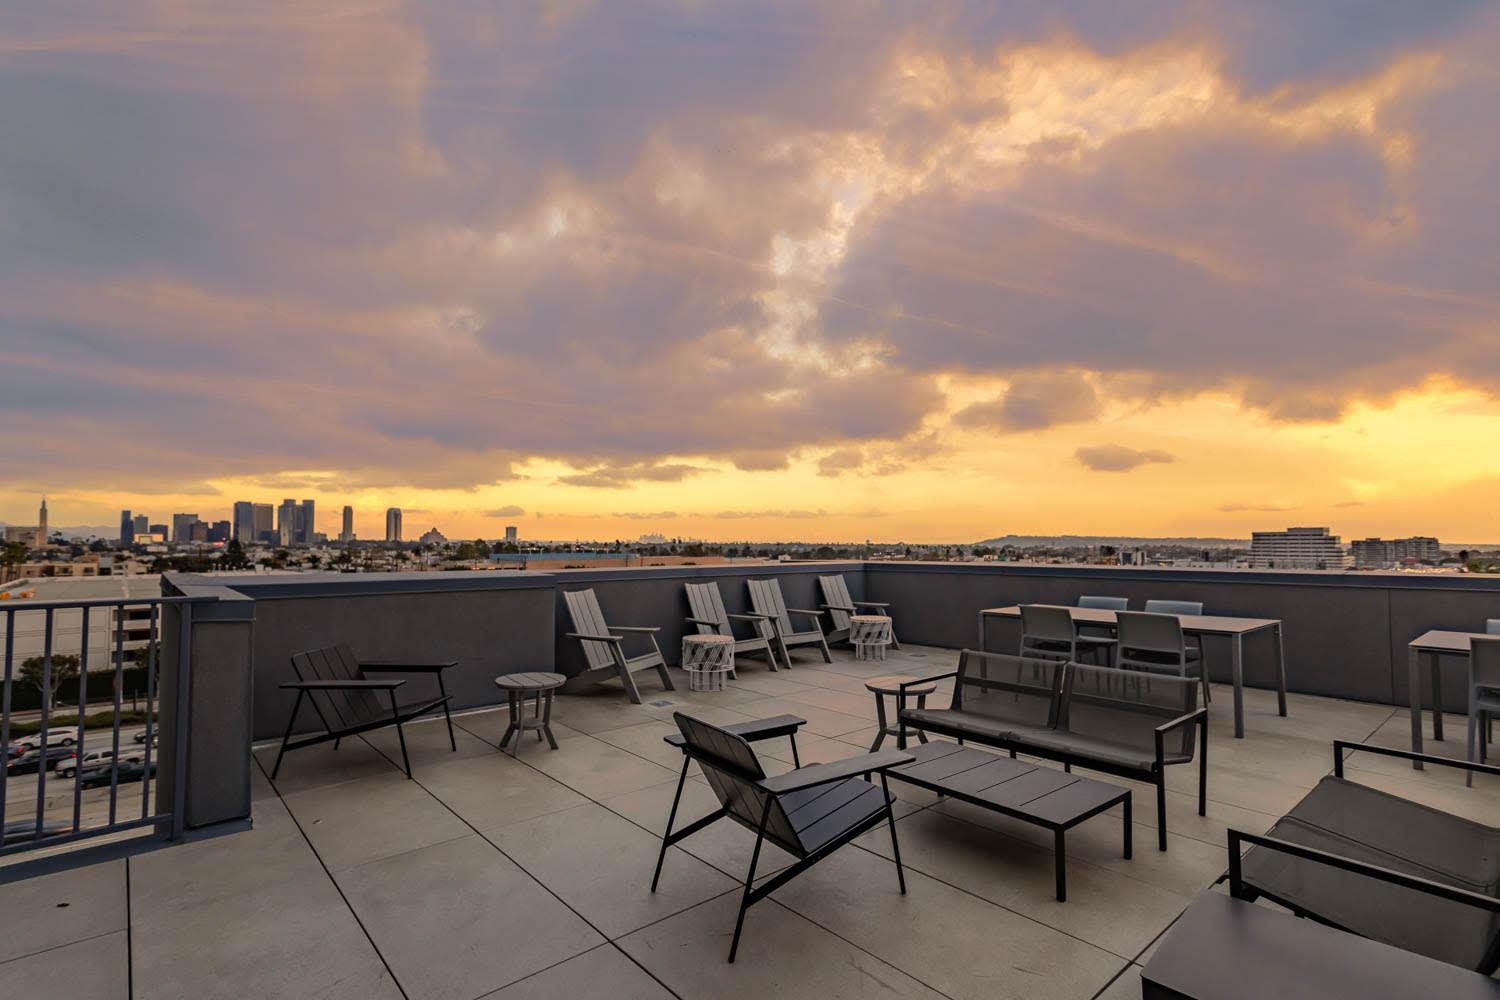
(1408, 646, 1424, 770)
(1231, 634, 1245, 739)
(977, 611, 987, 653)
(1273, 623, 1288, 718)
(1429, 650, 1444, 742)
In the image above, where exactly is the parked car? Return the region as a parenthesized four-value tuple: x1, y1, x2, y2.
(56, 748, 143, 781)
(6, 746, 77, 775)
(13, 732, 77, 752)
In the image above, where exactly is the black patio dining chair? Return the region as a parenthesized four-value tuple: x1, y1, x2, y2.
(652, 712, 912, 961)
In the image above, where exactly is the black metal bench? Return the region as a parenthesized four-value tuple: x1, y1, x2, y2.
(1230, 740, 1500, 973)
(899, 650, 1206, 850)
(1143, 890, 1500, 999)
(272, 643, 457, 780)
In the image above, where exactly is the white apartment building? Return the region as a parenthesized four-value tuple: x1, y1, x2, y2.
(1249, 527, 1351, 569)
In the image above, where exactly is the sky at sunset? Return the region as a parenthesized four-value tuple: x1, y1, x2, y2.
(3, 2, 1499, 543)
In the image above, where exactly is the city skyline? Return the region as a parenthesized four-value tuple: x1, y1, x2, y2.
(4, 5, 1500, 543)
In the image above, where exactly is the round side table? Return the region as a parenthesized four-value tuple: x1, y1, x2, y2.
(494, 672, 566, 752)
(682, 634, 735, 692)
(850, 614, 894, 661)
(865, 675, 936, 751)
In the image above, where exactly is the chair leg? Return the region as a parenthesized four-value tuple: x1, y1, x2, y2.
(437, 672, 457, 751)
(389, 691, 412, 779)
(817, 635, 833, 663)
(653, 636, 675, 692)
(788, 733, 800, 768)
(1198, 718, 1208, 817)
(1156, 772, 1168, 851)
(888, 623, 901, 650)
(880, 773, 906, 895)
(270, 690, 306, 780)
(615, 650, 644, 704)
(652, 759, 690, 892)
(871, 694, 888, 752)
(499, 692, 519, 750)
(1468, 703, 1478, 788)
(729, 800, 773, 963)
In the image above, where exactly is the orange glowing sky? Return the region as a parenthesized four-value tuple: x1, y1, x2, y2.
(3, 3, 1499, 543)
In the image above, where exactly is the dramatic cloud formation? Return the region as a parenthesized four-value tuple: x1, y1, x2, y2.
(1076, 445, 1176, 472)
(3, 2, 1499, 539)
(483, 506, 526, 519)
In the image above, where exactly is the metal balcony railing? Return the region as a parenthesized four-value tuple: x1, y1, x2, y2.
(1, 594, 215, 857)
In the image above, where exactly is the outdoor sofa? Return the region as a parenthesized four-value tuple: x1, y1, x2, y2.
(898, 650, 1206, 850)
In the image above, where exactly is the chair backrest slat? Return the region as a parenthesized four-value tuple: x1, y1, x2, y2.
(819, 575, 854, 632)
(1117, 610, 1185, 656)
(684, 582, 730, 637)
(747, 579, 794, 638)
(1144, 599, 1203, 616)
(1079, 595, 1128, 611)
(564, 589, 616, 669)
(331, 643, 386, 721)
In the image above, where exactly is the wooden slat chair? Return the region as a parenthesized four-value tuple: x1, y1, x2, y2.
(652, 711, 912, 961)
(273, 643, 456, 780)
(747, 578, 832, 667)
(818, 574, 900, 649)
(563, 588, 673, 704)
(684, 581, 779, 671)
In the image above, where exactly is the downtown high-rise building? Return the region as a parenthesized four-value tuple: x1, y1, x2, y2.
(299, 499, 315, 544)
(505, 525, 518, 543)
(385, 507, 403, 542)
(340, 505, 355, 543)
(132, 514, 149, 534)
(120, 509, 134, 546)
(232, 501, 256, 543)
(172, 513, 200, 543)
(277, 499, 298, 545)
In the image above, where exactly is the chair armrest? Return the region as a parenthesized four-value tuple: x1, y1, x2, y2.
(566, 632, 624, 644)
(359, 660, 456, 674)
(786, 607, 825, 619)
(727, 612, 773, 621)
(852, 600, 891, 609)
(1156, 708, 1208, 736)
(820, 603, 856, 612)
(610, 626, 661, 634)
(1228, 829, 1500, 914)
(1331, 739, 1500, 779)
(664, 714, 807, 748)
(759, 750, 914, 794)
(684, 617, 721, 628)
(281, 679, 406, 691)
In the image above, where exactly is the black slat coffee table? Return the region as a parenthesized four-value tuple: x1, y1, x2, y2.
(887, 741, 1131, 901)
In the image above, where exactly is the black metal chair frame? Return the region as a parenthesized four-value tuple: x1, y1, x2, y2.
(652, 713, 912, 962)
(272, 644, 456, 780)
(898, 657, 1208, 851)
(1224, 740, 1500, 967)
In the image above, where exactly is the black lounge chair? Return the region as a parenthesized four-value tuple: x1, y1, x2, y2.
(272, 643, 456, 779)
(653, 712, 912, 961)
(1230, 740, 1500, 973)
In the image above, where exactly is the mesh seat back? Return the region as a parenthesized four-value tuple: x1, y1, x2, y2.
(1021, 604, 1075, 644)
(1144, 599, 1203, 616)
(1473, 637, 1500, 693)
(1078, 595, 1128, 611)
(1117, 611, 1186, 658)
(1062, 662, 1198, 759)
(953, 650, 1062, 730)
(673, 713, 802, 854)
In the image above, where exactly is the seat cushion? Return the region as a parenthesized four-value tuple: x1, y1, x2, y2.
(899, 707, 1037, 744)
(1011, 729, 1181, 771)
(1240, 775, 1500, 972)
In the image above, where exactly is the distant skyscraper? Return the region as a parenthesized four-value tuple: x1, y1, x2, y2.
(232, 501, 255, 542)
(340, 505, 355, 543)
(277, 499, 297, 545)
(299, 499, 316, 544)
(120, 509, 134, 546)
(505, 525, 518, 544)
(172, 513, 200, 543)
(385, 507, 403, 542)
(208, 520, 231, 543)
(38, 497, 47, 541)
(132, 514, 149, 534)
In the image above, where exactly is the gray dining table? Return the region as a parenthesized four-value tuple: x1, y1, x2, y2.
(1406, 629, 1491, 769)
(979, 605, 1288, 738)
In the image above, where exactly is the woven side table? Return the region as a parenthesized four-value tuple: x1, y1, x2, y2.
(682, 634, 736, 691)
(850, 614, 894, 661)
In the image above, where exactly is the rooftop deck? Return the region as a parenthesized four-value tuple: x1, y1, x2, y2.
(4, 643, 1496, 1000)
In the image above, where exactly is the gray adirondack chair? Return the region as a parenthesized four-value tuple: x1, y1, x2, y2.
(563, 588, 673, 704)
(684, 581, 779, 671)
(747, 578, 832, 667)
(818, 574, 900, 649)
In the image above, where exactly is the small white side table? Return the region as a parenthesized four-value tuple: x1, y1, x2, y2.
(682, 634, 736, 691)
(851, 615, 894, 661)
